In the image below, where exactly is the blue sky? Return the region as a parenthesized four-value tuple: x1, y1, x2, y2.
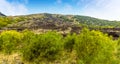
(0, 0, 120, 20)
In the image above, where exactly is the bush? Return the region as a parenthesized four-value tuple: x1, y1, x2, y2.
(116, 38, 120, 61)
(21, 30, 36, 47)
(75, 28, 118, 64)
(0, 17, 14, 28)
(64, 33, 76, 52)
(0, 30, 23, 54)
(22, 31, 64, 62)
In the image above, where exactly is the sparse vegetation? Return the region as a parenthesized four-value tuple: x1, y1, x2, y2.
(1, 13, 120, 31)
(0, 28, 120, 64)
(0, 13, 120, 64)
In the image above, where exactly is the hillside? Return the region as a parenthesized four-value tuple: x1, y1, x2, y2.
(1, 13, 120, 36)
(0, 13, 120, 64)
(4, 13, 79, 32)
(74, 15, 120, 28)
(0, 12, 6, 16)
(2, 13, 120, 30)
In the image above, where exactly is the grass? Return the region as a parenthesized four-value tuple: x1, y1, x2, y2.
(0, 50, 77, 64)
(0, 53, 22, 64)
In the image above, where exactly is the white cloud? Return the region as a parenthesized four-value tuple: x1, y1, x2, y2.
(0, 0, 28, 16)
(80, 0, 120, 20)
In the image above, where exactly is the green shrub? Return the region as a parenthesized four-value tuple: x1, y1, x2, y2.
(0, 17, 14, 28)
(75, 28, 118, 64)
(64, 33, 76, 52)
(22, 31, 63, 62)
(116, 38, 120, 61)
(21, 30, 36, 47)
(0, 30, 23, 54)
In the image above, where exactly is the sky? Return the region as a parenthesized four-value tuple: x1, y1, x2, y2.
(0, 0, 120, 20)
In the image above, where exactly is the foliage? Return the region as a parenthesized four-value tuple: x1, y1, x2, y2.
(22, 31, 64, 62)
(0, 17, 13, 28)
(0, 28, 119, 63)
(0, 16, 27, 28)
(3, 14, 120, 31)
(0, 13, 120, 64)
(75, 28, 118, 64)
(116, 38, 120, 61)
(74, 16, 120, 28)
(64, 33, 77, 52)
(0, 30, 23, 54)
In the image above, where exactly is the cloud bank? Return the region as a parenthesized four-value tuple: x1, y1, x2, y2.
(0, 0, 28, 16)
(55, 0, 120, 20)
(0, 0, 120, 20)
(80, 0, 120, 20)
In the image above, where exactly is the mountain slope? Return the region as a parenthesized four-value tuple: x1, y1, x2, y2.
(2, 13, 120, 32)
(0, 12, 6, 16)
(74, 15, 120, 28)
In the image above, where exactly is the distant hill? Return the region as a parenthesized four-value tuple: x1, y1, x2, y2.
(73, 15, 120, 28)
(0, 12, 6, 16)
(1, 13, 120, 32)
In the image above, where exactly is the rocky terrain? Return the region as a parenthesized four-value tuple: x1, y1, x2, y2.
(0, 13, 120, 38)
